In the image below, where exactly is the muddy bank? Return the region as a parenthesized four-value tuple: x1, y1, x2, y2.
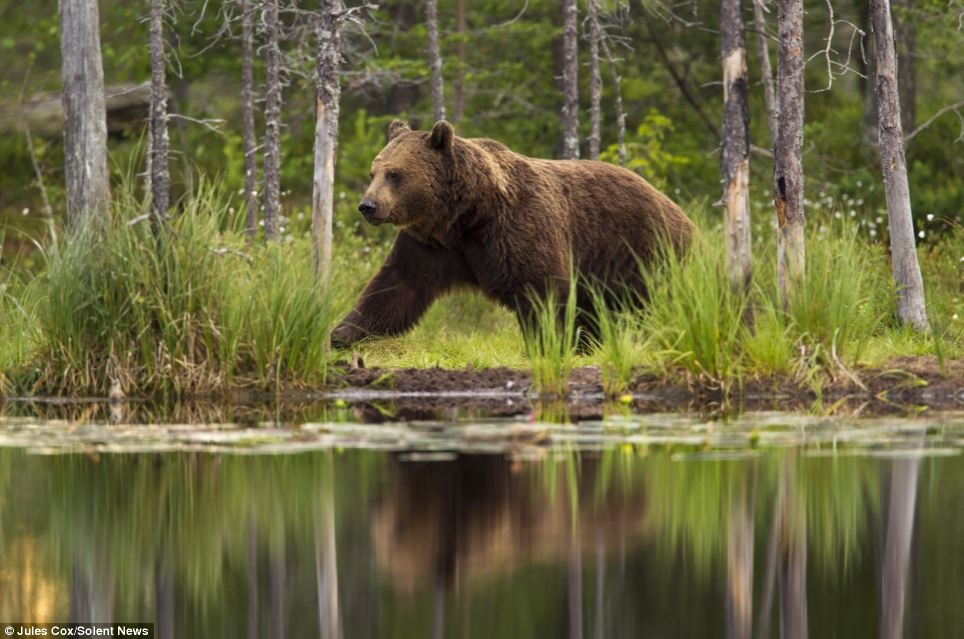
(3, 357, 961, 423)
(333, 356, 964, 417)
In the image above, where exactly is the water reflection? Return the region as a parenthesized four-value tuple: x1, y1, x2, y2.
(0, 441, 961, 637)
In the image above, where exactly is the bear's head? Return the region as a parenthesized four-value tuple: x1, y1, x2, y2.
(358, 119, 455, 236)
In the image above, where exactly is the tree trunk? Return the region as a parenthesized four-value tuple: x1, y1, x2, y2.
(315, 466, 342, 639)
(241, 0, 259, 238)
(59, 0, 111, 229)
(453, 0, 466, 123)
(600, 38, 626, 166)
(773, 0, 806, 308)
(426, 0, 445, 122)
(880, 457, 920, 639)
(871, 0, 929, 330)
(149, 0, 170, 225)
(262, 0, 282, 242)
(561, 0, 580, 159)
(860, 1, 879, 149)
(586, 0, 603, 160)
(312, 0, 342, 283)
(892, 0, 916, 132)
(751, 0, 779, 150)
(721, 0, 753, 296)
(726, 481, 754, 639)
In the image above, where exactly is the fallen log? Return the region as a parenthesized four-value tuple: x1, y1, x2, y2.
(0, 82, 151, 138)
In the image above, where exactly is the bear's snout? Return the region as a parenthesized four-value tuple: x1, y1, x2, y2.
(358, 199, 382, 224)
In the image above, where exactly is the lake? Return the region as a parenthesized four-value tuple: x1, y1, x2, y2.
(0, 400, 961, 638)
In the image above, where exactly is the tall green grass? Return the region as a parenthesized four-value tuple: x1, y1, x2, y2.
(522, 282, 580, 398)
(29, 179, 348, 395)
(639, 236, 748, 385)
(587, 285, 645, 396)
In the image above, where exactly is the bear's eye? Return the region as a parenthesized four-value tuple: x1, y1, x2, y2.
(386, 170, 402, 183)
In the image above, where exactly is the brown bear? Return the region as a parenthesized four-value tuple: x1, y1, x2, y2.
(331, 119, 695, 347)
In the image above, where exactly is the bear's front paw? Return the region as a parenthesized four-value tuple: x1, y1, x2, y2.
(330, 323, 360, 349)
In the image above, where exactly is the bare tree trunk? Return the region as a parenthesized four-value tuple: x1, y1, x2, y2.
(586, 0, 603, 160)
(726, 482, 755, 639)
(600, 38, 626, 166)
(773, 0, 806, 307)
(426, 0, 445, 122)
(860, 1, 879, 149)
(312, 0, 341, 283)
(241, 0, 260, 238)
(453, 0, 466, 124)
(149, 0, 170, 225)
(778, 461, 807, 639)
(59, 0, 111, 229)
(880, 457, 921, 639)
(871, 0, 929, 330)
(721, 0, 753, 297)
(315, 466, 342, 639)
(561, 0, 580, 159)
(262, 0, 282, 242)
(751, 0, 779, 150)
(892, 0, 916, 132)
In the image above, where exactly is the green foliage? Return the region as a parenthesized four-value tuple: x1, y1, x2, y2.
(601, 109, 692, 189)
(30, 179, 348, 395)
(586, 284, 645, 396)
(640, 232, 747, 385)
(522, 279, 580, 398)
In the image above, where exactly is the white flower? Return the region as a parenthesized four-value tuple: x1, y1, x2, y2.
(834, 212, 842, 219)
(21, 208, 29, 215)
(849, 209, 857, 217)
(926, 214, 934, 222)
(869, 229, 877, 238)
(228, 207, 235, 214)
(856, 180, 863, 187)
(953, 314, 959, 321)
(918, 230, 925, 239)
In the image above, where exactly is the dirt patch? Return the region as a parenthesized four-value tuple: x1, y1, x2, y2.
(330, 356, 964, 417)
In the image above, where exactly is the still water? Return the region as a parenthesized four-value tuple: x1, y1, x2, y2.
(0, 404, 962, 638)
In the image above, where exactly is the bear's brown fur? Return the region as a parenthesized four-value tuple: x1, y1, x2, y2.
(331, 119, 695, 347)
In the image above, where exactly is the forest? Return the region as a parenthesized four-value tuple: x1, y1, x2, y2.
(0, 0, 962, 396)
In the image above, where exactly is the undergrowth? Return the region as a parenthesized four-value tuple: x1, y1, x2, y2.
(20, 179, 352, 395)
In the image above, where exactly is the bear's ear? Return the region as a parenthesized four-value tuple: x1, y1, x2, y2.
(429, 120, 454, 153)
(387, 119, 411, 141)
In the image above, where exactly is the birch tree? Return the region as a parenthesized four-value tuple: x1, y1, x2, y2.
(59, 0, 111, 228)
(751, 0, 778, 150)
(241, 0, 260, 238)
(561, 0, 580, 159)
(871, 0, 929, 330)
(773, 0, 806, 307)
(426, 0, 445, 122)
(720, 0, 752, 295)
(148, 0, 170, 224)
(586, 0, 603, 160)
(600, 37, 626, 166)
(453, 0, 466, 124)
(312, 0, 342, 282)
(262, 0, 282, 242)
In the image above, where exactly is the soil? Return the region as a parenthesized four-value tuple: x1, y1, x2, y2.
(4, 357, 961, 424)
(330, 356, 964, 419)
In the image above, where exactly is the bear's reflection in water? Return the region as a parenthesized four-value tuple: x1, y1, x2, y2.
(372, 453, 646, 596)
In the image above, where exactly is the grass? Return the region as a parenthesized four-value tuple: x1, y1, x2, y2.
(0, 183, 961, 397)
(521, 281, 580, 398)
(9, 179, 355, 395)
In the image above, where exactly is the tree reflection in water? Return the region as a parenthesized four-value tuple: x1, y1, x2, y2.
(0, 437, 957, 637)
